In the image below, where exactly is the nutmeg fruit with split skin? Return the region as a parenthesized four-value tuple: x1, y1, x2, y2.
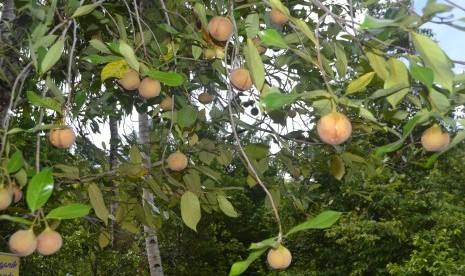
(208, 16, 234, 42)
(267, 245, 292, 269)
(317, 112, 352, 145)
(230, 68, 253, 91)
(270, 9, 289, 26)
(421, 124, 450, 152)
(49, 127, 76, 149)
(117, 69, 140, 91)
(167, 152, 188, 171)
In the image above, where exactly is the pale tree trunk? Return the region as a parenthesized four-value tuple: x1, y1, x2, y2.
(139, 112, 164, 276)
(0, 0, 17, 126)
(109, 113, 119, 248)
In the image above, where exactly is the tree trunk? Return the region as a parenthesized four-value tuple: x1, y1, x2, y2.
(109, 113, 119, 248)
(139, 112, 164, 276)
(0, 0, 17, 126)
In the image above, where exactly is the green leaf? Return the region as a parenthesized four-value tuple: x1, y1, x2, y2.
(385, 58, 410, 107)
(360, 15, 397, 29)
(290, 18, 317, 45)
(346, 72, 375, 95)
(72, 3, 99, 18)
(0, 215, 33, 225)
(129, 145, 142, 164)
(412, 32, 454, 91)
(180, 191, 201, 232)
(245, 38, 265, 91)
(46, 204, 92, 219)
(146, 70, 184, 86)
(101, 59, 128, 81)
(229, 248, 267, 276)
(331, 155, 345, 181)
(260, 91, 300, 110)
(158, 23, 179, 35)
(365, 48, 389, 81)
(429, 89, 450, 113)
(410, 62, 434, 88)
(45, 75, 65, 104)
(194, 3, 208, 30)
(7, 151, 24, 174)
(334, 42, 348, 77)
(40, 37, 65, 74)
(26, 168, 54, 212)
(244, 143, 269, 159)
(258, 29, 290, 49)
(217, 195, 239, 217)
(245, 13, 259, 38)
(27, 91, 62, 114)
(177, 106, 197, 129)
(286, 210, 342, 236)
(422, 2, 453, 18)
(89, 39, 111, 54)
(88, 183, 109, 225)
(249, 237, 278, 250)
(119, 40, 140, 72)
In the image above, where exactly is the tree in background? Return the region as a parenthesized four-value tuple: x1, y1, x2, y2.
(0, 0, 464, 275)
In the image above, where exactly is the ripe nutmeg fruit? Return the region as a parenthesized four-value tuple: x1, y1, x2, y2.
(317, 112, 352, 145)
(208, 16, 233, 42)
(36, 228, 63, 255)
(117, 69, 140, 91)
(9, 229, 37, 257)
(230, 68, 253, 91)
(198, 92, 213, 105)
(0, 186, 13, 210)
(267, 245, 292, 269)
(139, 77, 161, 99)
(160, 96, 173, 111)
(49, 127, 76, 149)
(421, 124, 450, 152)
(270, 9, 289, 26)
(167, 152, 188, 171)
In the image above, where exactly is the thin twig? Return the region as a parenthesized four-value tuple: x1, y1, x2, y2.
(227, 4, 283, 243)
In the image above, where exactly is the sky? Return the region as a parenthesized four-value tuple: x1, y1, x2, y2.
(414, 0, 465, 72)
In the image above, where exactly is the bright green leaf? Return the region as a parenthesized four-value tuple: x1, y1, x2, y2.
(258, 29, 290, 49)
(346, 72, 375, 95)
(286, 210, 342, 235)
(177, 106, 197, 129)
(146, 70, 184, 86)
(27, 91, 62, 114)
(331, 155, 345, 181)
(7, 151, 24, 174)
(46, 204, 92, 219)
(229, 248, 267, 276)
(26, 168, 54, 212)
